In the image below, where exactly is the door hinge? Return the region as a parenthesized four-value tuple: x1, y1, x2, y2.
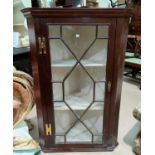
(38, 37, 46, 54)
(45, 123, 52, 136)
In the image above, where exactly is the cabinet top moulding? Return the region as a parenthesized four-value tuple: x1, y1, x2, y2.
(22, 8, 133, 18)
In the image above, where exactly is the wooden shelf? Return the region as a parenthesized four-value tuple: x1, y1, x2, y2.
(56, 130, 102, 144)
(52, 59, 106, 67)
(54, 101, 104, 110)
(13, 24, 25, 26)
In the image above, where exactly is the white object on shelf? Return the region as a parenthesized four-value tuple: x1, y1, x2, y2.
(20, 35, 30, 47)
(97, 0, 111, 8)
(13, 32, 21, 47)
(13, 23, 24, 26)
(83, 0, 86, 6)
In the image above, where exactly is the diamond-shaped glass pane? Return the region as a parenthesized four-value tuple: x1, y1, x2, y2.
(66, 123, 92, 144)
(49, 39, 77, 81)
(81, 39, 108, 81)
(62, 25, 96, 59)
(64, 65, 93, 116)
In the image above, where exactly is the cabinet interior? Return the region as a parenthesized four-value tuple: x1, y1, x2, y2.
(48, 25, 109, 144)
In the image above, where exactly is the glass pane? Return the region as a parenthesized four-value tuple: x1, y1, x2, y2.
(95, 82, 105, 101)
(81, 102, 104, 142)
(81, 39, 108, 81)
(66, 123, 92, 144)
(54, 102, 77, 144)
(62, 25, 96, 59)
(64, 65, 93, 116)
(50, 39, 77, 81)
(93, 135, 103, 144)
(97, 25, 109, 38)
(55, 135, 64, 144)
(49, 39, 77, 64)
(48, 24, 109, 145)
(53, 83, 63, 101)
(48, 25, 60, 38)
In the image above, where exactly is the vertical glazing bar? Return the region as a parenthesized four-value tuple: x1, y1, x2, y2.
(62, 82, 65, 101)
(60, 25, 62, 38)
(93, 82, 95, 101)
(92, 135, 94, 144)
(64, 135, 67, 144)
(96, 25, 98, 39)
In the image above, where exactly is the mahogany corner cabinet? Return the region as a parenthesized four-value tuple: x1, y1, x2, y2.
(22, 8, 132, 152)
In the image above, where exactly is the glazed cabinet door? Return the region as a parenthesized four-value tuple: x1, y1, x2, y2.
(39, 17, 116, 150)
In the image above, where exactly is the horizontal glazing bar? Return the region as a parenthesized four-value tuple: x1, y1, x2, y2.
(53, 101, 64, 102)
(51, 81, 63, 83)
(95, 81, 106, 83)
(97, 37, 109, 39)
(55, 134, 64, 136)
(54, 134, 104, 136)
(93, 100, 105, 102)
(48, 37, 60, 39)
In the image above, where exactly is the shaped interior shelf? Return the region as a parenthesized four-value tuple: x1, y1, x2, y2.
(56, 131, 103, 144)
(52, 59, 106, 67)
(54, 101, 104, 110)
(54, 84, 105, 110)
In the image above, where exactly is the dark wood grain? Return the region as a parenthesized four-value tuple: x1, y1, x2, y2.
(26, 17, 46, 147)
(22, 8, 132, 18)
(109, 18, 130, 145)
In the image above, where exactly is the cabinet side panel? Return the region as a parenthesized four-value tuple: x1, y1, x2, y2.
(102, 19, 116, 147)
(26, 17, 45, 147)
(110, 18, 129, 144)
